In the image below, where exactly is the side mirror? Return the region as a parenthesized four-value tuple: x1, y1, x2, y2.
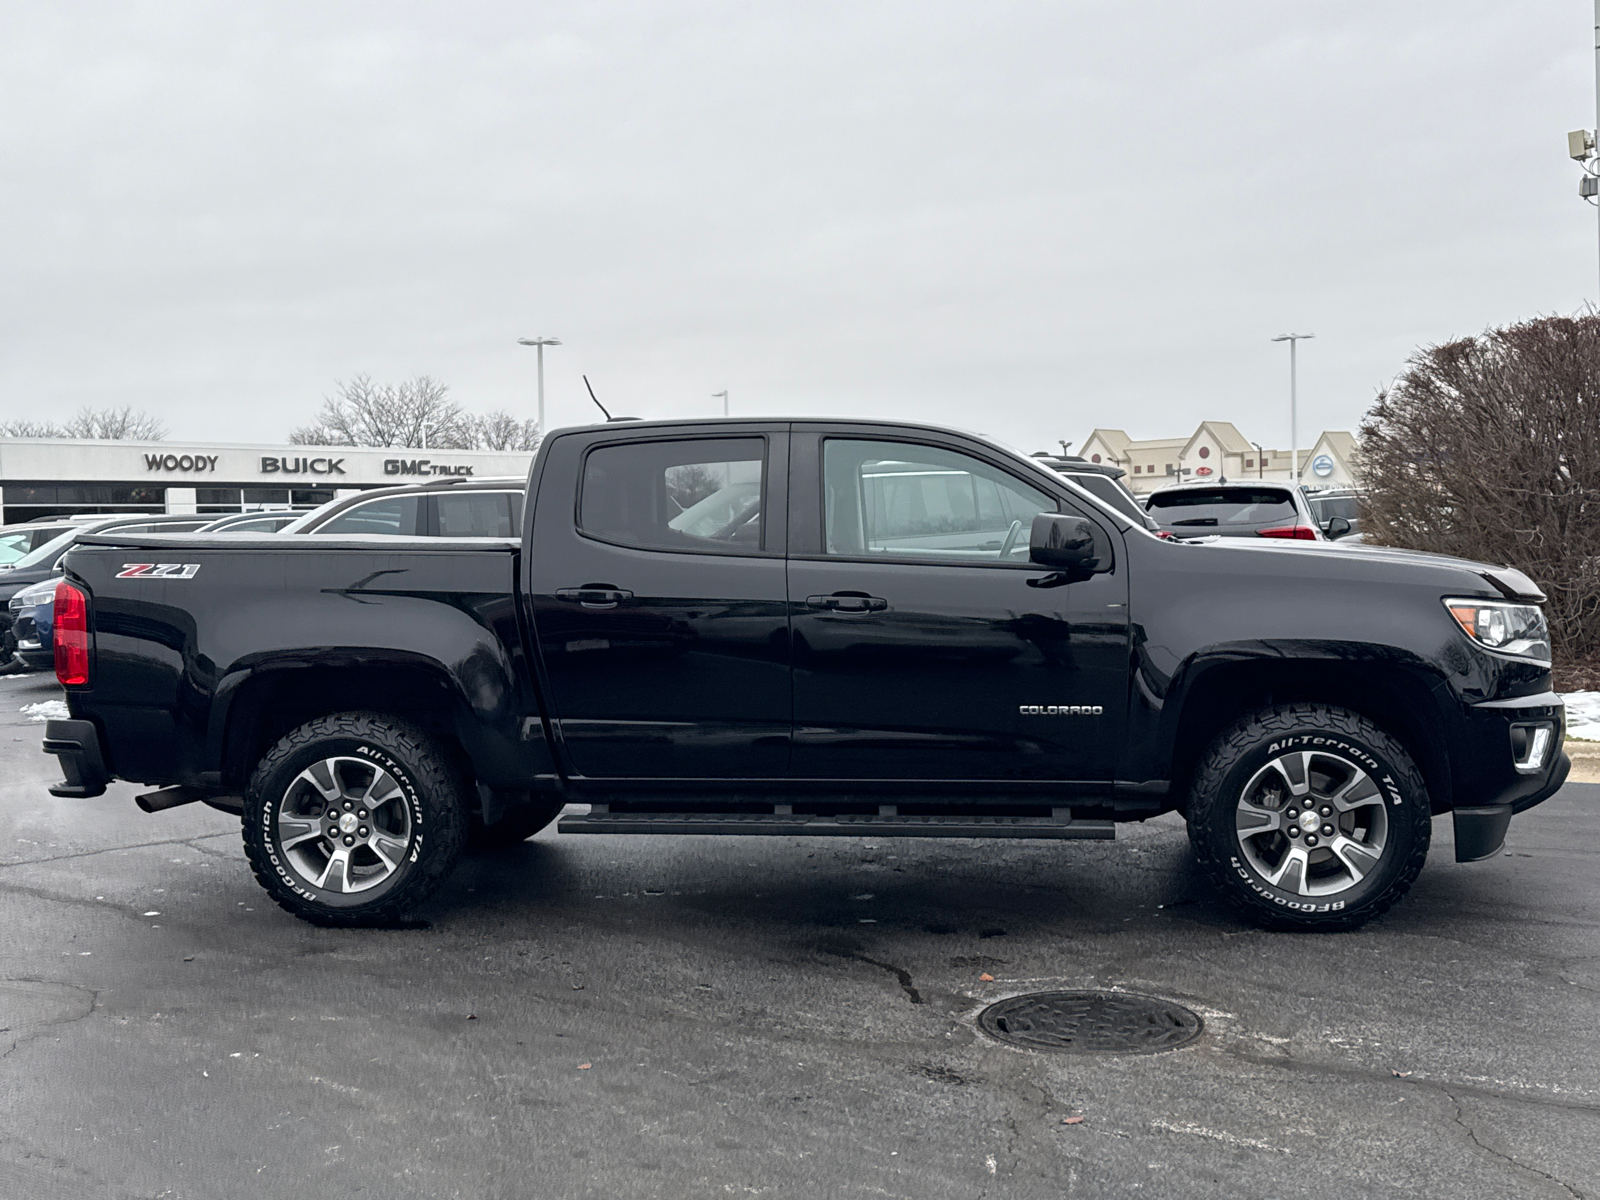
(1326, 516, 1351, 539)
(1029, 514, 1105, 571)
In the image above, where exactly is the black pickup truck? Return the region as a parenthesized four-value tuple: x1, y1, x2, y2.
(43, 418, 1569, 930)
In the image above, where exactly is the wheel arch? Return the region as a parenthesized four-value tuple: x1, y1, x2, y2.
(1163, 656, 1455, 815)
(215, 652, 542, 795)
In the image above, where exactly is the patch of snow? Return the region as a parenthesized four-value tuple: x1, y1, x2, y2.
(1560, 692, 1600, 742)
(21, 700, 69, 722)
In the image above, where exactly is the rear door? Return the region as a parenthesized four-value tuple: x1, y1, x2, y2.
(525, 425, 791, 779)
(786, 426, 1129, 783)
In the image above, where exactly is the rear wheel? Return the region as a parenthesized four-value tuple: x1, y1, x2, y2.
(1187, 704, 1431, 931)
(242, 712, 467, 926)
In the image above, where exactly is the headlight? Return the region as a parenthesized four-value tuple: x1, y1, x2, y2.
(1443, 599, 1551, 663)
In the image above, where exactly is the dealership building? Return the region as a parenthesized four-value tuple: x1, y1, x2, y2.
(0, 437, 536, 525)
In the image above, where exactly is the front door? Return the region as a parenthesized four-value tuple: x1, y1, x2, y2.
(787, 429, 1129, 783)
(525, 427, 791, 780)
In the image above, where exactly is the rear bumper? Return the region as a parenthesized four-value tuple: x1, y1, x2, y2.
(42, 719, 110, 798)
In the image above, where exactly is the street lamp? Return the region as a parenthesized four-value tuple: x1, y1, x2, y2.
(712, 390, 729, 416)
(1251, 441, 1264, 479)
(517, 337, 562, 434)
(1271, 333, 1314, 483)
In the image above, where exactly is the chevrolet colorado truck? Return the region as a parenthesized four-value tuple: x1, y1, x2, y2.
(42, 417, 1570, 930)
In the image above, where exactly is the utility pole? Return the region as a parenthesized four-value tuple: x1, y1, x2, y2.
(1271, 334, 1314, 483)
(1568, 3, 1600, 300)
(517, 337, 562, 434)
(712, 390, 729, 416)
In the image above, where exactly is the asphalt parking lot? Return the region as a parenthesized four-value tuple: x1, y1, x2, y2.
(1, 671, 1596, 1200)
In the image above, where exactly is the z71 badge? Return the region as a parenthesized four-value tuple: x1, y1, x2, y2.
(116, 563, 202, 579)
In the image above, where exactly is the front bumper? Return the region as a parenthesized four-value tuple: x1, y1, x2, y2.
(42, 718, 109, 798)
(1451, 691, 1569, 862)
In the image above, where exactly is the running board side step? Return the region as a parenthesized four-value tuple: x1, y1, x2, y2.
(557, 810, 1115, 839)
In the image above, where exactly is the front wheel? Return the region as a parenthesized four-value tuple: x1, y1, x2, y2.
(242, 712, 467, 926)
(1187, 704, 1431, 931)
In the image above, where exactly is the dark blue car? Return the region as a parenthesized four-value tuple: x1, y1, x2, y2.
(9, 578, 57, 671)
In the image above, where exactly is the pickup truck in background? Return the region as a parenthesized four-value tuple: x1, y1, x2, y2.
(43, 418, 1569, 930)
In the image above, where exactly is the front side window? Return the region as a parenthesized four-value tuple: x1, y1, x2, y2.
(580, 438, 765, 553)
(314, 495, 422, 536)
(823, 439, 1058, 561)
(436, 491, 517, 537)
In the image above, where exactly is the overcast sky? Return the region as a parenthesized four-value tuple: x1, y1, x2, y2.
(2, 1, 1595, 454)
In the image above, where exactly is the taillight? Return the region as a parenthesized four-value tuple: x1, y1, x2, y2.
(54, 581, 90, 686)
(1258, 525, 1317, 541)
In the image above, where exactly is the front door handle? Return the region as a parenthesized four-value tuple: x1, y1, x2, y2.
(555, 586, 634, 608)
(806, 591, 888, 613)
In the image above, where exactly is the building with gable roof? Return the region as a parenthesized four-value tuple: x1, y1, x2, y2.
(1074, 422, 1360, 494)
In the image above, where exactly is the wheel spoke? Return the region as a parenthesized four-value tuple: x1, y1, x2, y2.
(1235, 800, 1281, 835)
(277, 814, 324, 851)
(1331, 772, 1383, 812)
(369, 831, 409, 871)
(299, 759, 342, 803)
(362, 771, 403, 811)
(1265, 846, 1311, 894)
(1330, 835, 1381, 882)
(315, 847, 352, 892)
(1268, 754, 1313, 797)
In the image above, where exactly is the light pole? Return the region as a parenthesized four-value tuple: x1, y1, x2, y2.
(517, 337, 562, 435)
(1271, 333, 1314, 483)
(712, 390, 729, 416)
(1251, 441, 1264, 479)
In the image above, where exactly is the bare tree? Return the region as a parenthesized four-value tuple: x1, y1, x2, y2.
(291, 375, 478, 448)
(474, 410, 541, 452)
(0, 406, 166, 440)
(1360, 314, 1600, 673)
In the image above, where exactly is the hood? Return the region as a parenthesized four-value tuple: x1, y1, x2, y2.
(1171, 537, 1546, 602)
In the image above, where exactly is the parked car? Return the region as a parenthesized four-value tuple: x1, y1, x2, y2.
(0, 522, 77, 566)
(1030, 452, 1162, 532)
(0, 513, 218, 658)
(1303, 487, 1363, 541)
(197, 510, 302, 533)
(280, 477, 526, 537)
(1145, 482, 1331, 541)
(44, 417, 1566, 933)
(8, 577, 57, 671)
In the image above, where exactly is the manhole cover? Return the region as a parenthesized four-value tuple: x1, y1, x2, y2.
(977, 990, 1202, 1055)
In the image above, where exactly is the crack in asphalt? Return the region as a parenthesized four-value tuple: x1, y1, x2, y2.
(0, 832, 239, 870)
(0, 978, 99, 1062)
(848, 954, 923, 1005)
(1443, 1086, 1586, 1199)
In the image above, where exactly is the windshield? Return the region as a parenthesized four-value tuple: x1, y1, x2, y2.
(9, 527, 82, 571)
(0, 531, 35, 566)
(1147, 488, 1298, 527)
(667, 482, 763, 540)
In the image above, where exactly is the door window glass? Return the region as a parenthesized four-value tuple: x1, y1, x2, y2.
(823, 439, 1058, 561)
(313, 495, 422, 536)
(580, 438, 765, 553)
(436, 491, 517, 537)
(0, 532, 33, 565)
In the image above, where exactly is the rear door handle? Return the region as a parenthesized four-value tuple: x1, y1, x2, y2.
(806, 592, 888, 613)
(555, 586, 634, 608)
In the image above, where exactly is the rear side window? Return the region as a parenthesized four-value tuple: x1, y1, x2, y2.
(1147, 488, 1297, 528)
(580, 438, 765, 554)
(0, 532, 32, 565)
(436, 491, 517, 537)
(314, 495, 422, 536)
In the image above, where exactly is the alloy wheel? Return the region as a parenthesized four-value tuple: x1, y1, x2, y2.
(1233, 749, 1389, 897)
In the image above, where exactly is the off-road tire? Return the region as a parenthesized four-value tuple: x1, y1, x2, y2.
(242, 712, 467, 927)
(1187, 703, 1431, 932)
(466, 797, 566, 851)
